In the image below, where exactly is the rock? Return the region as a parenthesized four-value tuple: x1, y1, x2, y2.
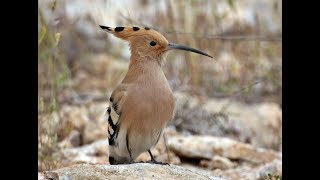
(38, 171, 59, 180)
(256, 159, 282, 180)
(212, 164, 256, 179)
(155, 151, 182, 165)
(167, 135, 279, 164)
(59, 105, 90, 137)
(39, 105, 90, 145)
(55, 139, 109, 166)
(171, 101, 240, 137)
(38, 172, 45, 180)
(211, 159, 282, 180)
(48, 163, 225, 180)
(82, 102, 109, 144)
(179, 164, 215, 176)
(83, 120, 107, 144)
(56, 102, 108, 145)
(136, 151, 181, 165)
(200, 156, 236, 170)
(62, 139, 108, 156)
(203, 98, 282, 149)
(68, 130, 81, 147)
(58, 130, 81, 148)
(171, 92, 282, 150)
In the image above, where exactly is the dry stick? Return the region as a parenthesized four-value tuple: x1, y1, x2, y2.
(165, 31, 282, 42)
(163, 132, 171, 163)
(218, 80, 265, 114)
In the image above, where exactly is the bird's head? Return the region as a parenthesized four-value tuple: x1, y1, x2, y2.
(99, 25, 212, 64)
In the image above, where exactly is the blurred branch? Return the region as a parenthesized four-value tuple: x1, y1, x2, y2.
(219, 80, 265, 113)
(166, 32, 281, 42)
(228, 80, 263, 98)
(119, 14, 282, 42)
(163, 133, 171, 163)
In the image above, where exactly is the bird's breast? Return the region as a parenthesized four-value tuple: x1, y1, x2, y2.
(121, 69, 175, 131)
(134, 75, 175, 121)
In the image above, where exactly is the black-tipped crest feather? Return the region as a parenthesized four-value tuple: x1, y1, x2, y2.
(115, 27, 125, 32)
(99, 25, 111, 31)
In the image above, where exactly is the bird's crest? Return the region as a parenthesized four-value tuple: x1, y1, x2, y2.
(99, 26, 163, 41)
(99, 25, 213, 59)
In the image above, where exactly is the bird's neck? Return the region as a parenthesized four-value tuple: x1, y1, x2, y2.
(122, 56, 166, 84)
(129, 52, 167, 68)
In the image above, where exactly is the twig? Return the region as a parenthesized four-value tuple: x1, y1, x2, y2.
(219, 80, 265, 113)
(166, 32, 282, 42)
(163, 132, 171, 163)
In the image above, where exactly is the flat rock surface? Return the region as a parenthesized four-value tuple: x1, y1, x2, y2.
(42, 163, 225, 180)
(167, 135, 279, 164)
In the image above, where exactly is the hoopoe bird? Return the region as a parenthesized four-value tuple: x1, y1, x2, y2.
(99, 25, 212, 165)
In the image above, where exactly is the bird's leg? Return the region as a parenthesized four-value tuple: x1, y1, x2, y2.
(126, 153, 135, 164)
(126, 134, 136, 164)
(146, 150, 170, 165)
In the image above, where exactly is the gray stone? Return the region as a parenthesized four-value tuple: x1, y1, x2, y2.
(48, 163, 225, 180)
(167, 135, 279, 164)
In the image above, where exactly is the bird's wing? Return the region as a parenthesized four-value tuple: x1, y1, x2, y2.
(107, 84, 127, 146)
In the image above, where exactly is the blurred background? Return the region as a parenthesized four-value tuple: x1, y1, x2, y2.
(38, 0, 282, 179)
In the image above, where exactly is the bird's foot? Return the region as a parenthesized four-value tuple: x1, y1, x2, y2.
(146, 150, 170, 165)
(146, 160, 170, 165)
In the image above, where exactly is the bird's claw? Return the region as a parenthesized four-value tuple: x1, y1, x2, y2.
(146, 160, 170, 165)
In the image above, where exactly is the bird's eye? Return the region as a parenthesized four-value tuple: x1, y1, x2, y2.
(149, 41, 157, 46)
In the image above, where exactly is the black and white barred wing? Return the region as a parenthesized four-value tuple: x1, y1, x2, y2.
(106, 86, 126, 146)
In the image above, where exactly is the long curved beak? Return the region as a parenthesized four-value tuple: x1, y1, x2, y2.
(167, 43, 213, 58)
